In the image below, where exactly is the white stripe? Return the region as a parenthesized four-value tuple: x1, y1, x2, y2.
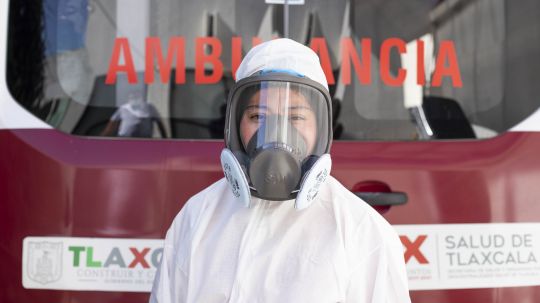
(510, 107, 540, 132)
(395, 223, 540, 290)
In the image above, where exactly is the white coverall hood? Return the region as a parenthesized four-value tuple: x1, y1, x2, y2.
(235, 38, 329, 91)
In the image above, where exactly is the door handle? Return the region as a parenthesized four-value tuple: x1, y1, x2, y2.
(351, 180, 408, 214)
(353, 191, 408, 206)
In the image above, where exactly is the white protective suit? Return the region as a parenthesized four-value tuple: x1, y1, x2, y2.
(150, 176, 411, 303)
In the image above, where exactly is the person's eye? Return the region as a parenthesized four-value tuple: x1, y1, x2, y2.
(289, 114, 306, 121)
(250, 113, 266, 122)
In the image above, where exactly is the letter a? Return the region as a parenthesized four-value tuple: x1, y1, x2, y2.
(104, 247, 127, 268)
(432, 41, 463, 88)
(106, 38, 137, 84)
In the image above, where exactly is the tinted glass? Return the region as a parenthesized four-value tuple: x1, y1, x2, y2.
(7, 0, 540, 140)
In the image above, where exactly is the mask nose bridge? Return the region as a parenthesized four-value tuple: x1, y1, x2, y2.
(259, 113, 295, 145)
(260, 114, 280, 143)
(264, 83, 291, 143)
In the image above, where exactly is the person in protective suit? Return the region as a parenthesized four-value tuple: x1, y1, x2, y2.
(150, 38, 411, 303)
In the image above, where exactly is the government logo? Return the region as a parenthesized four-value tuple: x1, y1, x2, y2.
(27, 241, 62, 284)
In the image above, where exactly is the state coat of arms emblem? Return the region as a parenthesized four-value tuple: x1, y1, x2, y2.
(27, 241, 62, 284)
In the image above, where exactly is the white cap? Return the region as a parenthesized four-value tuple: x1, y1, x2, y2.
(235, 38, 329, 91)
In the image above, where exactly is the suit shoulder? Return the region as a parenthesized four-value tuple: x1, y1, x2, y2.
(172, 178, 229, 225)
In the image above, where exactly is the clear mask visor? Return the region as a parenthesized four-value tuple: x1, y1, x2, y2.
(233, 81, 329, 160)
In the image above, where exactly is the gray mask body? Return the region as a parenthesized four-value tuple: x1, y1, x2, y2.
(245, 115, 308, 200)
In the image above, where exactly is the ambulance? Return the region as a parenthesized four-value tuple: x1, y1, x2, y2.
(1, 0, 540, 302)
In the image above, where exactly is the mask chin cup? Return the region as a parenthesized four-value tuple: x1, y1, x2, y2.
(295, 154, 332, 210)
(248, 147, 302, 201)
(221, 149, 251, 208)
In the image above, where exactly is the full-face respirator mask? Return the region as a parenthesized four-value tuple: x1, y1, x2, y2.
(221, 39, 333, 210)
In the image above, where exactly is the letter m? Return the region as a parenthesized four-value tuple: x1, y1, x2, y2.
(145, 37, 185, 84)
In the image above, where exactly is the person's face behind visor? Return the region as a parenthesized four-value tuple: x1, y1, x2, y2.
(239, 85, 317, 155)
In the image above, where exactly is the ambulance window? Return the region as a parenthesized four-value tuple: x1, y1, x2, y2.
(6, 0, 540, 141)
